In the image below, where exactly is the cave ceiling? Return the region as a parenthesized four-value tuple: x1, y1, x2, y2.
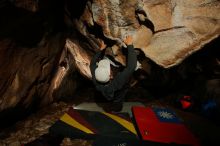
(0, 0, 219, 111)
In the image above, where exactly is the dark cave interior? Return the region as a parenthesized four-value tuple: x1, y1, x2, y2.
(0, 0, 220, 146)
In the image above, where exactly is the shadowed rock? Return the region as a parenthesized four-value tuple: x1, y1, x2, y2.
(0, 0, 219, 113)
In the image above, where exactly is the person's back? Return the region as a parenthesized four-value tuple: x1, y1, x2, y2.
(90, 35, 137, 111)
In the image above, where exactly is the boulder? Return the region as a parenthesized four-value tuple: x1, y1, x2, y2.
(72, 0, 220, 78)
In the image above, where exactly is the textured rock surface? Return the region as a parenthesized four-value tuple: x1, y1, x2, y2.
(0, 0, 76, 111)
(65, 39, 93, 79)
(60, 138, 92, 146)
(12, 0, 39, 12)
(91, 0, 140, 44)
(0, 101, 94, 146)
(0, 34, 71, 111)
(0, 0, 219, 122)
(0, 102, 70, 145)
(73, 0, 220, 76)
(142, 0, 220, 68)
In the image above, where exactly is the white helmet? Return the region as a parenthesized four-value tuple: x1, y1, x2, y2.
(95, 59, 111, 83)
